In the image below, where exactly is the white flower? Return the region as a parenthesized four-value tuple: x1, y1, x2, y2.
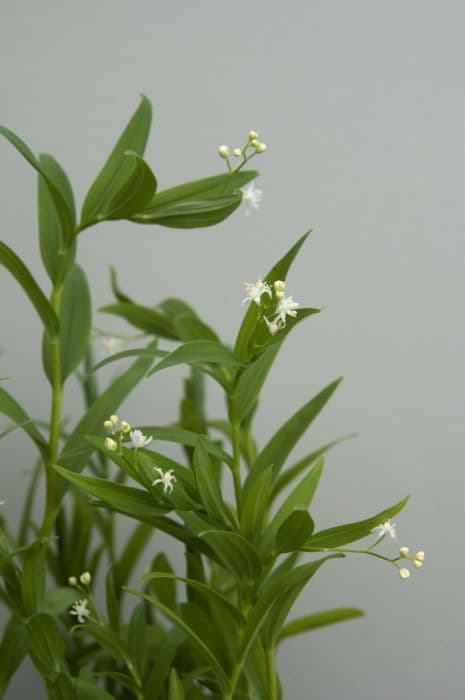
(130, 429, 153, 449)
(372, 520, 396, 540)
(242, 278, 271, 306)
(265, 317, 285, 336)
(105, 437, 118, 452)
(0, 499, 4, 506)
(399, 568, 410, 580)
(276, 295, 299, 322)
(102, 337, 122, 356)
(152, 467, 176, 494)
(241, 182, 263, 216)
(70, 598, 90, 624)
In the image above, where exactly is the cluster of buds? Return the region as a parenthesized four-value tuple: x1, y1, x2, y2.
(397, 547, 425, 580)
(242, 278, 299, 337)
(103, 415, 152, 452)
(68, 571, 92, 587)
(218, 129, 267, 164)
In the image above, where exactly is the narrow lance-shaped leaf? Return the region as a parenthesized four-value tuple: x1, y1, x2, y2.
(99, 302, 177, 339)
(80, 95, 153, 228)
(231, 344, 281, 423)
(168, 669, 185, 700)
(275, 510, 315, 554)
(192, 441, 234, 528)
(279, 608, 365, 642)
(303, 495, 410, 549)
(147, 340, 240, 378)
(0, 619, 26, 697)
(0, 386, 48, 459)
(0, 240, 59, 337)
(21, 541, 46, 614)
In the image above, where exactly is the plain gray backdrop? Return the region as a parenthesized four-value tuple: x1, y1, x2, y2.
(0, 1, 463, 698)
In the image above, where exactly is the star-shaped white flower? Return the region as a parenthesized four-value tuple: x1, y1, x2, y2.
(242, 278, 272, 306)
(372, 520, 396, 540)
(130, 429, 153, 449)
(241, 182, 263, 216)
(265, 317, 285, 336)
(152, 467, 176, 494)
(70, 598, 90, 624)
(102, 337, 123, 356)
(276, 295, 299, 322)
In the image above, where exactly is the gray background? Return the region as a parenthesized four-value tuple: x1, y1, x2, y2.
(0, 1, 463, 698)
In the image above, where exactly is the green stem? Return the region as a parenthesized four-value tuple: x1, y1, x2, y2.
(267, 648, 278, 700)
(230, 420, 242, 517)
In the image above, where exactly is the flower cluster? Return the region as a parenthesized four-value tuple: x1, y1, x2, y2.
(103, 414, 152, 452)
(371, 520, 426, 581)
(397, 547, 425, 580)
(68, 571, 92, 624)
(242, 277, 299, 336)
(68, 571, 92, 587)
(218, 129, 267, 164)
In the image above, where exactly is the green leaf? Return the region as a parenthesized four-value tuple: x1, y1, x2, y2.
(231, 344, 280, 423)
(38, 153, 76, 282)
(251, 378, 342, 479)
(42, 587, 79, 617)
(132, 193, 241, 228)
(144, 629, 185, 699)
(303, 496, 410, 549)
(0, 386, 48, 459)
(262, 459, 324, 554)
(0, 240, 59, 336)
(136, 425, 233, 466)
(279, 608, 365, 642)
(198, 530, 261, 583)
(75, 678, 117, 700)
(54, 465, 170, 520)
(58, 346, 155, 477)
(240, 465, 273, 543)
(275, 510, 315, 553)
(168, 669, 185, 700)
(125, 588, 229, 692)
(192, 441, 232, 527)
(25, 613, 65, 677)
(43, 264, 92, 383)
(105, 568, 120, 633)
(114, 522, 152, 590)
(77, 620, 128, 664)
(99, 302, 177, 339)
(0, 618, 26, 697)
(173, 314, 219, 343)
(128, 603, 145, 681)
(270, 435, 356, 503)
(109, 265, 133, 303)
(234, 231, 311, 361)
(147, 553, 177, 609)
(0, 126, 74, 244)
(147, 340, 239, 378)
(21, 541, 45, 614)
(80, 95, 153, 228)
(46, 673, 76, 700)
(90, 347, 167, 374)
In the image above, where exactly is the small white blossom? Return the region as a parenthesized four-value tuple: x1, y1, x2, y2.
(102, 337, 123, 356)
(414, 550, 425, 562)
(242, 278, 271, 306)
(413, 559, 422, 569)
(399, 546, 409, 558)
(241, 182, 263, 216)
(265, 317, 285, 336)
(130, 429, 153, 449)
(399, 567, 410, 580)
(0, 499, 4, 506)
(152, 467, 176, 494)
(276, 295, 299, 322)
(105, 437, 118, 452)
(372, 520, 396, 541)
(218, 145, 230, 158)
(70, 598, 90, 624)
(80, 571, 91, 585)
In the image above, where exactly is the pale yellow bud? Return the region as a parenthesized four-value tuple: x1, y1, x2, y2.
(103, 420, 113, 431)
(399, 546, 409, 558)
(110, 415, 118, 425)
(413, 559, 422, 569)
(120, 421, 131, 433)
(248, 130, 258, 140)
(80, 571, 91, 585)
(218, 145, 230, 158)
(233, 148, 242, 157)
(399, 567, 410, 580)
(256, 142, 267, 153)
(105, 437, 118, 452)
(274, 280, 286, 299)
(68, 576, 77, 586)
(250, 138, 259, 147)
(415, 551, 425, 562)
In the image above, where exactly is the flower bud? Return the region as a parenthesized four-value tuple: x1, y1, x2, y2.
(105, 437, 118, 452)
(103, 420, 113, 431)
(218, 145, 230, 158)
(110, 415, 118, 425)
(68, 576, 77, 586)
(399, 546, 409, 558)
(250, 138, 259, 147)
(413, 559, 422, 569)
(120, 421, 131, 433)
(414, 551, 425, 562)
(80, 571, 91, 585)
(399, 568, 410, 580)
(248, 130, 258, 140)
(233, 148, 242, 157)
(256, 142, 267, 153)
(273, 280, 286, 300)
